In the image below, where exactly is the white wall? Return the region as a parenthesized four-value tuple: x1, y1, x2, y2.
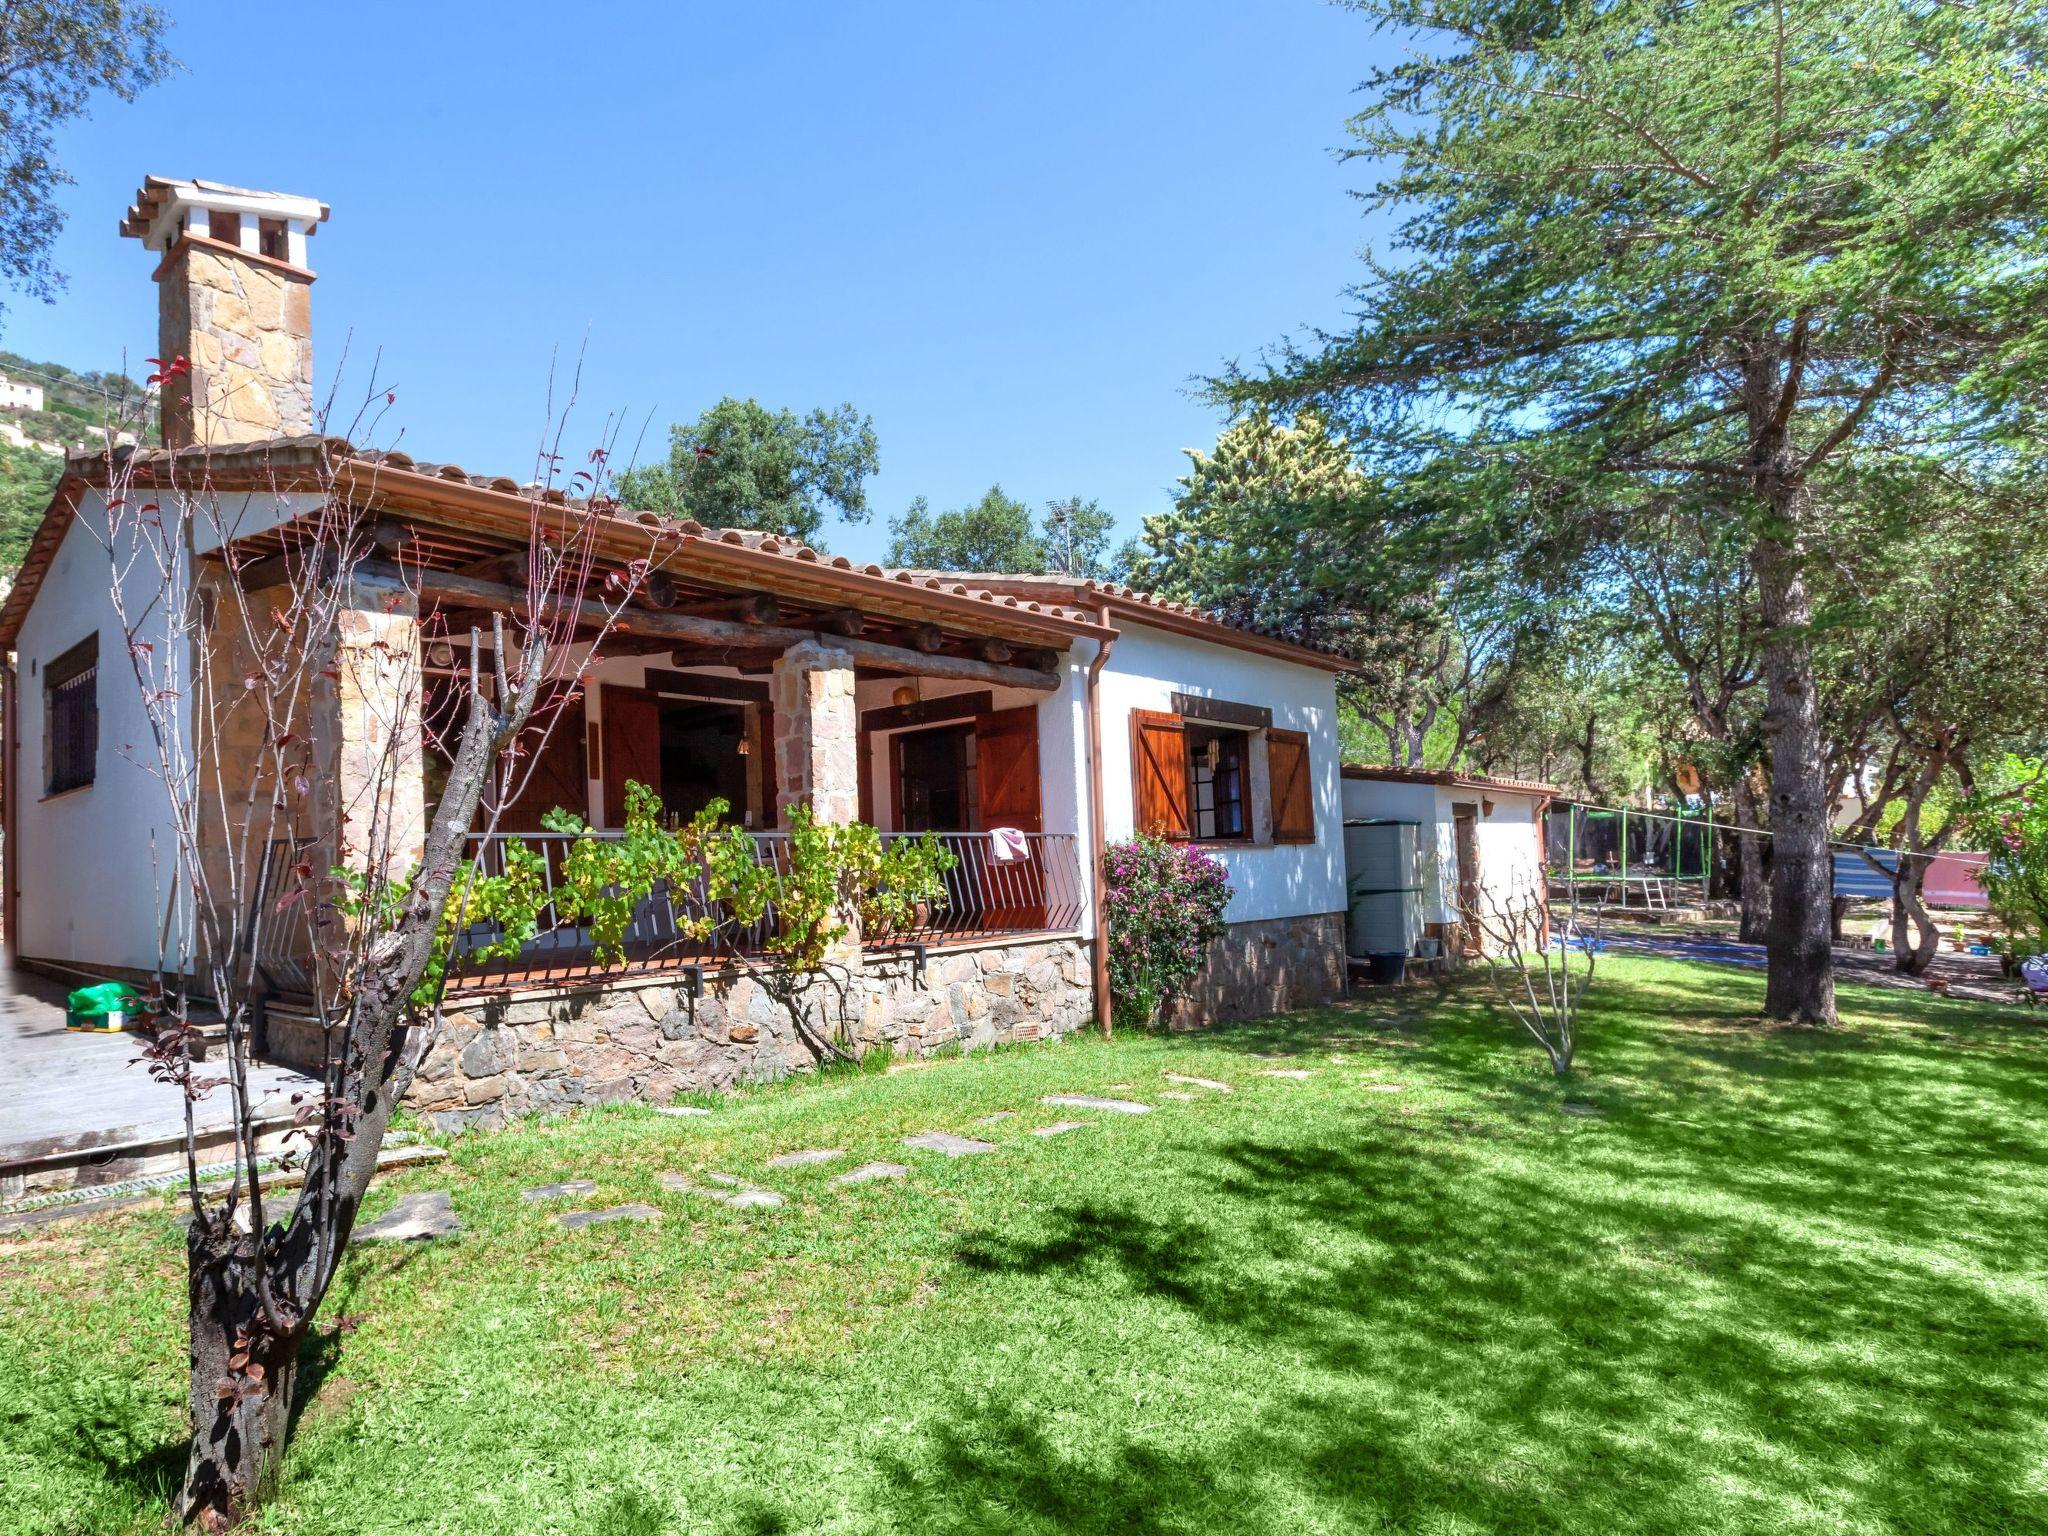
(1341, 774, 1548, 928)
(1098, 621, 1344, 925)
(12, 489, 192, 971)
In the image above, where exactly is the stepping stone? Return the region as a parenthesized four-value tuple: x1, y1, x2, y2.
(1043, 1094, 1152, 1115)
(1362, 1084, 1406, 1094)
(1164, 1073, 1233, 1094)
(903, 1131, 997, 1157)
(358, 1191, 459, 1242)
(1107, 1083, 1136, 1091)
(767, 1148, 845, 1169)
(974, 1111, 1017, 1125)
(558, 1203, 660, 1230)
(1033, 1120, 1086, 1137)
(1160, 1091, 1198, 1101)
(833, 1161, 910, 1186)
(520, 1180, 598, 1202)
(652, 1106, 712, 1118)
(1260, 1069, 1318, 1081)
(1560, 1102, 1604, 1118)
(659, 1171, 786, 1208)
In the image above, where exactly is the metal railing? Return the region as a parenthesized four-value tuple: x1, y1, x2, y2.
(441, 828, 1083, 992)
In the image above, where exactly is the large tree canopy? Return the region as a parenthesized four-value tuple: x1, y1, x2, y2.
(1134, 410, 1538, 767)
(616, 396, 879, 547)
(1219, 0, 2048, 1023)
(0, 1, 174, 325)
(887, 484, 1043, 572)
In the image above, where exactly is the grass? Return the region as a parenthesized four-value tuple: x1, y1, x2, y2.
(3, 953, 2046, 1535)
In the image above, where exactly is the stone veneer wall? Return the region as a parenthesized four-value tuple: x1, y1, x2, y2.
(157, 239, 316, 447)
(1168, 911, 1346, 1030)
(390, 935, 1094, 1133)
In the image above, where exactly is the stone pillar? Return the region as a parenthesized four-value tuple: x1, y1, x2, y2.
(770, 641, 862, 973)
(311, 570, 427, 886)
(770, 640, 859, 826)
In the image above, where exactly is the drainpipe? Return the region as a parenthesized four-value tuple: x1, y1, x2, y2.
(1084, 629, 1117, 1036)
(1, 655, 14, 966)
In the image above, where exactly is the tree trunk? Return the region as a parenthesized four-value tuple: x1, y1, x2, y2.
(1752, 530, 1837, 1023)
(179, 1222, 305, 1529)
(1891, 853, 1943, 976)
(1732, 775, 1772, 945)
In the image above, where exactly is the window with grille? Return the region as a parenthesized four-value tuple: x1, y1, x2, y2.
(44, 636, 98, 795)
(1186, 724, 1249, 842)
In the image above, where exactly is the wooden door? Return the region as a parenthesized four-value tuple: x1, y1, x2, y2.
(975, 706, 1042, 834)
(491, 689, 589, 833)
(976, 706, 1044, 928)
(1452, 802, 1482, 954)
(601, 685, 662, 827)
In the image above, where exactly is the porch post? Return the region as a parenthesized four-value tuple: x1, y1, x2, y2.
(770, 640, 860, 827)
(770, 640, 862, 968)
(310, 568, 427, 887)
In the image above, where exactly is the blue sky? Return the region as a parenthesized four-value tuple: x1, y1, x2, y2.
(4, 1, 1396, 563)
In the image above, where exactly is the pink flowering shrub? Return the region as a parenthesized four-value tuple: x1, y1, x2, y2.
(1103, 833, 1233, 1029)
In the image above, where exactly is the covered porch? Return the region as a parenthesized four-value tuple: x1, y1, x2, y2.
(228, 489, 1104, 1005)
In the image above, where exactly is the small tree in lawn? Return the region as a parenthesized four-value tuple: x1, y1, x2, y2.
(91, 368, 653, 1528)
(1102, 834, 1233, 1030)
(1463, 879, 1600, 1076)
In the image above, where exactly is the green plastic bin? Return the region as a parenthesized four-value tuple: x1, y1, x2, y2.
(66, 981, 147, 1033)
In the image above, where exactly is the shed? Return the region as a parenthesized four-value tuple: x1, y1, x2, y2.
(1339, 765, 1556, 959)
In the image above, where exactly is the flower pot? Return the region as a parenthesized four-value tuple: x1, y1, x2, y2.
(1367, 951, 1408, 985)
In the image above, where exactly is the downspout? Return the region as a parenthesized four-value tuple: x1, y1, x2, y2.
(1085, 628, 1117, 1036)
(1534, 794, 1552, 948)
(2, 655, 14, 966)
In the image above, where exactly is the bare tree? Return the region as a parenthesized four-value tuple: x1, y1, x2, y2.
(87, 366, 651, 1528)
(1462, 878, 1601, 1075)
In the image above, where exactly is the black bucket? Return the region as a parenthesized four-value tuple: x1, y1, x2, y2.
(1367, 951, 1408, 985)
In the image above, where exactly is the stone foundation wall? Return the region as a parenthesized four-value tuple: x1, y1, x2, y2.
(1168, 910, 1346, 1029)
(397, 935, 1094, 1132)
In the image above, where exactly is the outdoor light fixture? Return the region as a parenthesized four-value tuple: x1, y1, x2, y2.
(892, 684, 916, 708)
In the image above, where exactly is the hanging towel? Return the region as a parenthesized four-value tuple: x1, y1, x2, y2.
(989, 826, 1030, 862)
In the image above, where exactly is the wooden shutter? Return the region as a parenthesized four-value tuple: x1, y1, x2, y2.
(975, 706, 1042, 834)
(601, 685, 662, 826)
(1129, 709, 1190, 839)
(491, 687, 589, 833)
(1267, 728, 1314, 844)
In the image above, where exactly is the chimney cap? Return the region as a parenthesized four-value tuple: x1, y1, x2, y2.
(119, 175, 330, 250)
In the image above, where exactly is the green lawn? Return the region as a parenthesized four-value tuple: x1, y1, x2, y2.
(4, 954, 2046, 1535)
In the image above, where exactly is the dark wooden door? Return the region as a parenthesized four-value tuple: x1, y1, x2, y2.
(480, 688, 586, 833)
(601, 686, 662, 827)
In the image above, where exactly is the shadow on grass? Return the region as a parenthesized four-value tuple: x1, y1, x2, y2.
(912, 970, 2048, 1533)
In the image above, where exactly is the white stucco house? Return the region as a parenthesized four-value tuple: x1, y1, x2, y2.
(1340, 765, 1555, 960)
(0, 176, 1355, 1120)
(0, 374, 45, 413)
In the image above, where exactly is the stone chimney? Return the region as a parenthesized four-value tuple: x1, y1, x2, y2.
(120, 177, 330, 450)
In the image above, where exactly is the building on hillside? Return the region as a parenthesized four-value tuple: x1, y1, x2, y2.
(0, 175, 1357, 1127)
(1339, 765, 1555, 961)
(0, 375, 45, 413)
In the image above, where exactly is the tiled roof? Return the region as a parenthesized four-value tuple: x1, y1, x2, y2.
(1340, 763, 1560, 798)
(0, 437, 1108, 646)
(892, 569, 1357, 670)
